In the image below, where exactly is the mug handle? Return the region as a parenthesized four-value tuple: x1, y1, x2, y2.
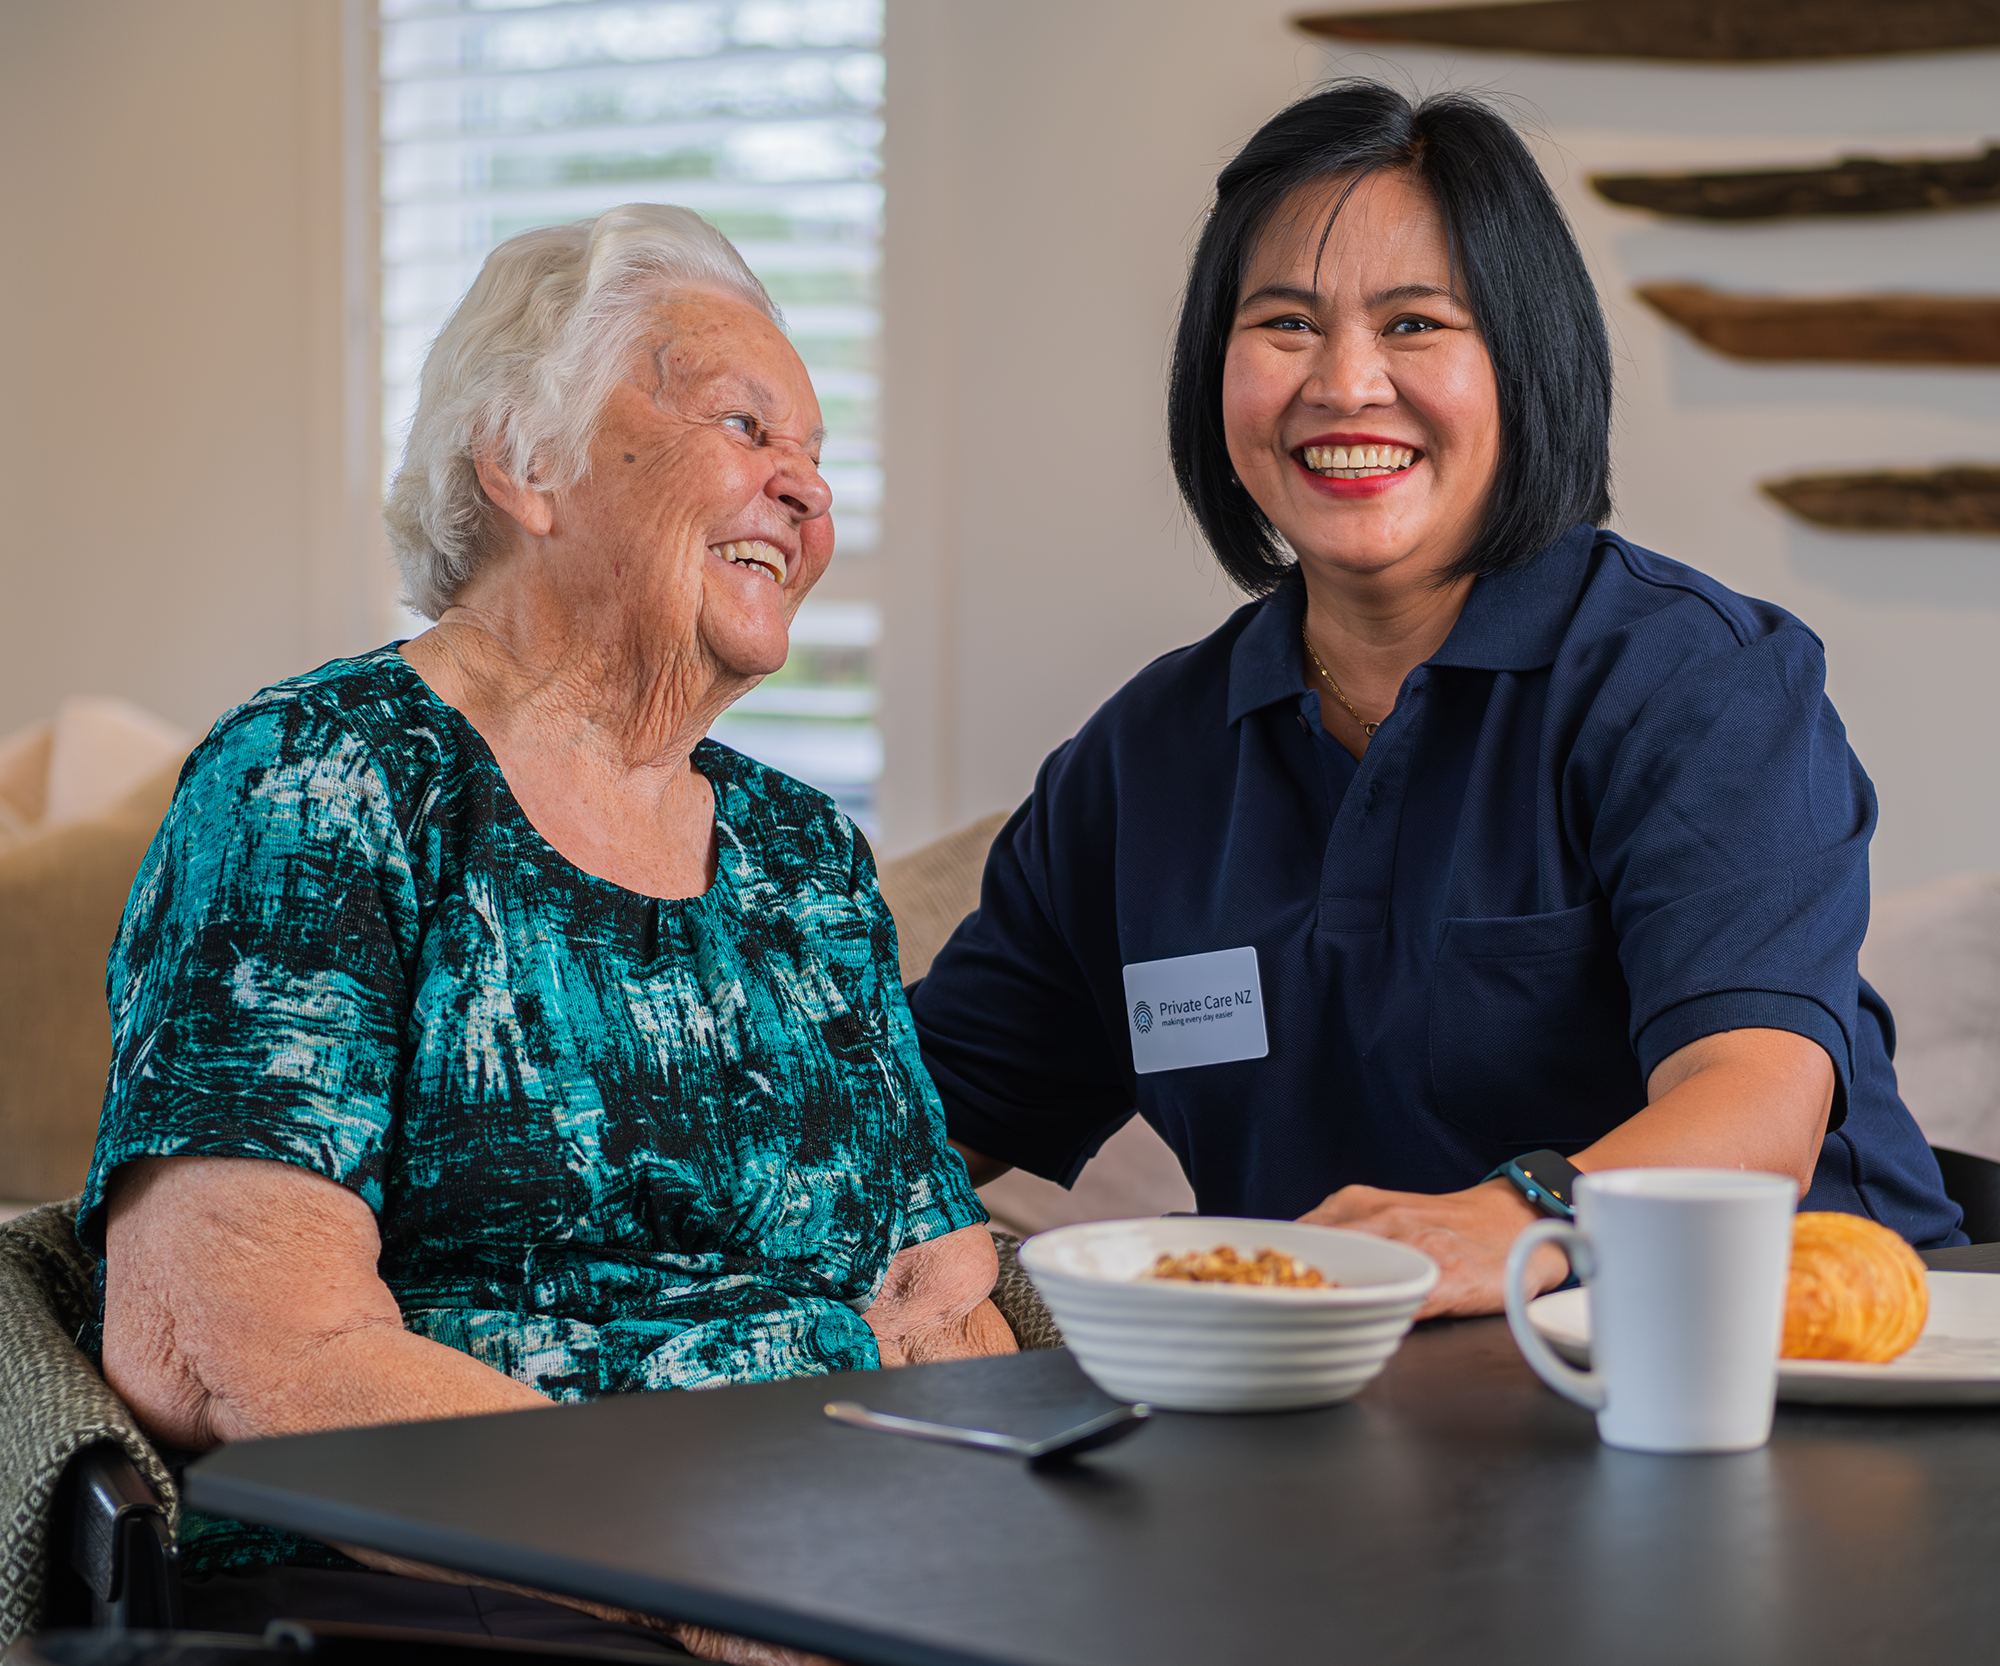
(1503, 1218, 1605, 1411)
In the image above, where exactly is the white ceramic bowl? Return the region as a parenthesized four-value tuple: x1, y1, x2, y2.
(1018, 1217, 1440, 1413)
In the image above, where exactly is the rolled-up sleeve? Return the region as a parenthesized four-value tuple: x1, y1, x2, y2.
(1584, 622, 1871, 1127)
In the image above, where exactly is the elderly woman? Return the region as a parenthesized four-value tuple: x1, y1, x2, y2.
(912, 82, 1963, 1315)
(85, 204, 1010, 1655)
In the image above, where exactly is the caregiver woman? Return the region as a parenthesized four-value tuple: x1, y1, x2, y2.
(910, 81, 1963, 1315)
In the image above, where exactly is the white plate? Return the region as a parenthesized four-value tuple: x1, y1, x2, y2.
(1526, 1271, 2000, 1406)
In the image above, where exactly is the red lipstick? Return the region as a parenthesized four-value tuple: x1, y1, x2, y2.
(1295, 431, 1418, 450)
(1291, 433, 1423, 499)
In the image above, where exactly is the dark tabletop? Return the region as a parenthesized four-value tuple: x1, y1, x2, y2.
(191, 1273, 2000, 1666)
(1921, 1240, 2000, 1274)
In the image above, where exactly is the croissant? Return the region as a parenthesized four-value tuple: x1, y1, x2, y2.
(1781, 1212, 1929, 1363)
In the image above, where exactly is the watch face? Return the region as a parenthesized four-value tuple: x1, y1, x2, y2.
(1484, 1152, 1578, 1218)
(1516, 1152, 1579, 1209)
(1519, 1164, 1559, 1198)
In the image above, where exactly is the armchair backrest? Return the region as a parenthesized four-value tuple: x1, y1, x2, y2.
(0, 1201, 178, 1645)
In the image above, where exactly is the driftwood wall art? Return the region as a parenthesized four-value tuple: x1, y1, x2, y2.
(1592, 147, 2000, 220)
(1293, 0, 2000, 61)
(1635, 284, 2000, 366)
(1763, 468, 2000, 533)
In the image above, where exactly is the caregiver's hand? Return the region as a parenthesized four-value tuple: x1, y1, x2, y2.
(1299, 1179, 1564, 1320)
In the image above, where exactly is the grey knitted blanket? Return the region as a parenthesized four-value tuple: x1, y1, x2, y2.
(0, 1199, 177, 1647)
(989, 1230, 1065, 1353)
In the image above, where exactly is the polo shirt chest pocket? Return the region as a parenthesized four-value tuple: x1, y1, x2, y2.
(1428, 899, 1647, 1148)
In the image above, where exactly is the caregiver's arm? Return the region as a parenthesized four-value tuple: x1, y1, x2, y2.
(1304, 1027, 1834, 1320)
(104, 1154, 550, 1446)
(1576, 1026, 1833, 1189)
(948, 1140, 1010, 1187)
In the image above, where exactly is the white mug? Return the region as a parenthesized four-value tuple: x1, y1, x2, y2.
(1503, 1168, 1796, 1454)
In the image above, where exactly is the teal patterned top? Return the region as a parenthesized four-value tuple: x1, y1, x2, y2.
(80, 645, 984, 1577)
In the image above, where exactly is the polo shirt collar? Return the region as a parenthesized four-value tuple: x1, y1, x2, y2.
(1426, 522, 1596, 672)
(1225, 567, 1312, 724)
(1226, 523, 1598, 723)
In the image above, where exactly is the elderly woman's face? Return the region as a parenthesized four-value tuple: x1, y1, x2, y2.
(566, 289, 833, 680)
(1222, 171, 1500, 586)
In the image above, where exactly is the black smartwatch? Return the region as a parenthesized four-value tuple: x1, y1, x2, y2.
(1484, 1149, 1581, 1221)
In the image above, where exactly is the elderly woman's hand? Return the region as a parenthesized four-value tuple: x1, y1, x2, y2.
(667, 1624, 847, 1666)
(346, 1549, 849, 1666)
(862, 1224, 1018, 1365)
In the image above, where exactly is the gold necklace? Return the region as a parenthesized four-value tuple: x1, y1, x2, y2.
(1301, 625, 1380, 737)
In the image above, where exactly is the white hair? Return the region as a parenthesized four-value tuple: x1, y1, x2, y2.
(385, 203, 779, 619)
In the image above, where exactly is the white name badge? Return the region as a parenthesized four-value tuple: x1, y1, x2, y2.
(1121, 946, 1268, 1075)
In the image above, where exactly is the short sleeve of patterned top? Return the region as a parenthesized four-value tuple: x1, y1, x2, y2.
(81, 645, 986, 1397)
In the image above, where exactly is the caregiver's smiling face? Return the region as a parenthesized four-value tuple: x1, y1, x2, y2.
(1222, 169, 1502, 588)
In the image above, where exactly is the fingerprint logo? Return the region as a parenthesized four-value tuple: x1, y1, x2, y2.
(1133, 1001, 1154, 1035)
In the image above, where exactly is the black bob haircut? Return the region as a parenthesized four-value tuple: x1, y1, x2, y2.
(1168, 81, 1613, 596)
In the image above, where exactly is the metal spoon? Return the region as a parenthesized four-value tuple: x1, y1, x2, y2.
(823, 1399, 1152, 1467)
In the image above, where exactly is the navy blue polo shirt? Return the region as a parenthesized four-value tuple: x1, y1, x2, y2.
(910, 525, 1963, 1247)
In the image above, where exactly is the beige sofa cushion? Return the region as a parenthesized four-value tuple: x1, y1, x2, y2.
(874, 811, 1010, 984)
(0, 724, 53, 846)
(1861, 871, 2000, 1162)
(0, 760, 183, 1202)
(42, 698, 191, 830)
(0, 699, 190, 855)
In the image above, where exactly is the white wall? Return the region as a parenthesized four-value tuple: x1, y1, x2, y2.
(877, 10, 2000, 895)
(876, 0, 1328, 850)
(1449, 46, 2000, 897)
(0, 0, 385, 743)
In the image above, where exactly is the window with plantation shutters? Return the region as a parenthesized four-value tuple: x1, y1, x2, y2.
(380, 0, 885, 829)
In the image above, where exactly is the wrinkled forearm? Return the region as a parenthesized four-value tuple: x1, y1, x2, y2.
(862, 1224, 1016, 1366)
(126, 1319, 551, 1449)
(102, 1155, 549, 1452)
(891, 1298, 1019, 1365)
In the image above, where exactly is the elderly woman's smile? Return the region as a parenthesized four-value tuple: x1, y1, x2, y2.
(713, 541, 787, 583)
